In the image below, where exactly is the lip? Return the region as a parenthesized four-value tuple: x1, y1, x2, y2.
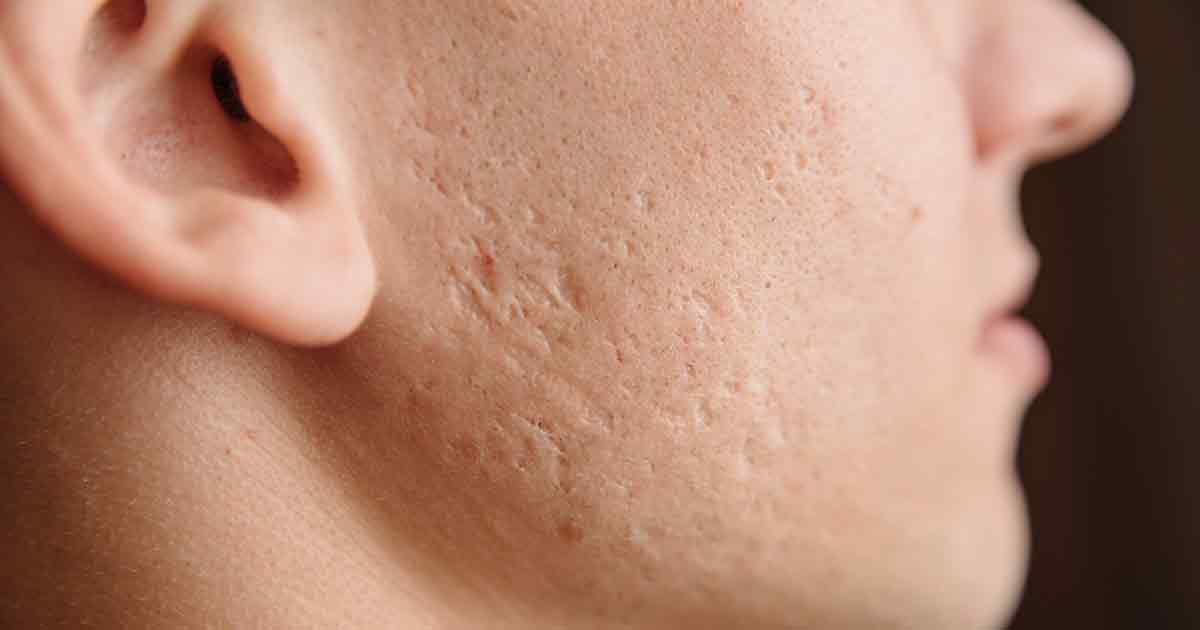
(976, 251, 1050, 390)
(979, 315, 1051, 391)
(984, 260, 1039, 324)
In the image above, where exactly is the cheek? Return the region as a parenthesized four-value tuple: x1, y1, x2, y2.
(349, 0, 1001, 619)
(396, 0, 978, 520)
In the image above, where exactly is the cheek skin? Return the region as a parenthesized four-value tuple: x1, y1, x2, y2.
(294, 1, 1023, 627)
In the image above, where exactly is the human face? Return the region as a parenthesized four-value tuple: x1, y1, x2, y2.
(270, 1, 1132, 627)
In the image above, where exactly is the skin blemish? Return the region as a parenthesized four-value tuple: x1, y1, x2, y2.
(433, 171, 451, 197)
(227, 323, 251, 346)
(693, 401, 711, 431)
(762, 160, 778, 181)
(799, 85, 816, 104)
(629, 524, 649, 548)
(557, 520, 585, 545)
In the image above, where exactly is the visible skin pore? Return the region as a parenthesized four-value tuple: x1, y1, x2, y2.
(0, 1, 1131, 628)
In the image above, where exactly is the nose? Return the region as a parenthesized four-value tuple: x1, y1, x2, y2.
(967, 1, 1134, 165)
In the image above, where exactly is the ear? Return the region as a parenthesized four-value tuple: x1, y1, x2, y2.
(0, 0, 377, 346)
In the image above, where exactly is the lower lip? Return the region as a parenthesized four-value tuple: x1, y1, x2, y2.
(978, 316, 1052, 391)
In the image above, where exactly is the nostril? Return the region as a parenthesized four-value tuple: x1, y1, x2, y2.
(1040, 112, 1084, 152)
(967, 1, 1133, 166)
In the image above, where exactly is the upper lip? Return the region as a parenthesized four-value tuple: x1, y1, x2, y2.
(984, 249, 1040, 323)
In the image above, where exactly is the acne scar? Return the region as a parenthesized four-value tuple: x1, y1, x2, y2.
(557, 520, 585, 545)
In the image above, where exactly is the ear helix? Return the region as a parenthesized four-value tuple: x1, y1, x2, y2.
(0, 1, 378, 346)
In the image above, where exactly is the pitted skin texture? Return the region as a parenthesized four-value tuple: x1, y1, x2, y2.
(262, 2, 1128, 627)
(0, 1, 1132, 628)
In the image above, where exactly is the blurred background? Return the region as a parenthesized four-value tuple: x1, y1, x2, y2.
(1013, 1, 1198, 628)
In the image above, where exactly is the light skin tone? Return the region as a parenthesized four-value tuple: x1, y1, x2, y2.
(0, 0, 1131, 628)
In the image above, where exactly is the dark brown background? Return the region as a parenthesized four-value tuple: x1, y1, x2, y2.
(1012, 1, 1198, 628)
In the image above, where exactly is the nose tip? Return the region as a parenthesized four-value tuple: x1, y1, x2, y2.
(969, 2, 1135, 164)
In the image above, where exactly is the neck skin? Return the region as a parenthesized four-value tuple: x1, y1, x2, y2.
(0, 199, 512, 630)
(1, 384, 436, 629)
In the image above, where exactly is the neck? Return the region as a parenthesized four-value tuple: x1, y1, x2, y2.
(0, 293, 526, 629)
(0, 202, 553, 629)
(0, 350, 462, 629)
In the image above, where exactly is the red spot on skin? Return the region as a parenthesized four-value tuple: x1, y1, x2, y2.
(479, 252, 495, 277)
(557, 520, 585, 545)
(224, 447, 232, 456)
(449, 437, 481, 462)
(228, 324, 250, 346)
(243, 429, 257, 442)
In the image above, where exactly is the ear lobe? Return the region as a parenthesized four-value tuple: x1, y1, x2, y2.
(0, 0, 377, 347)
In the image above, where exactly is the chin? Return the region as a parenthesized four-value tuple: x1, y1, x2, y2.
(990, 486, 1034, 628)
(867, 474, 1033, 629)
(941, 476, 1033, 630)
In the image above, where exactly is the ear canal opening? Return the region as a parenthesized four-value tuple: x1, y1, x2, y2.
(211, 55, 253, 124)
(91, 36, 300, 202)
(202, 48, 299, 198)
